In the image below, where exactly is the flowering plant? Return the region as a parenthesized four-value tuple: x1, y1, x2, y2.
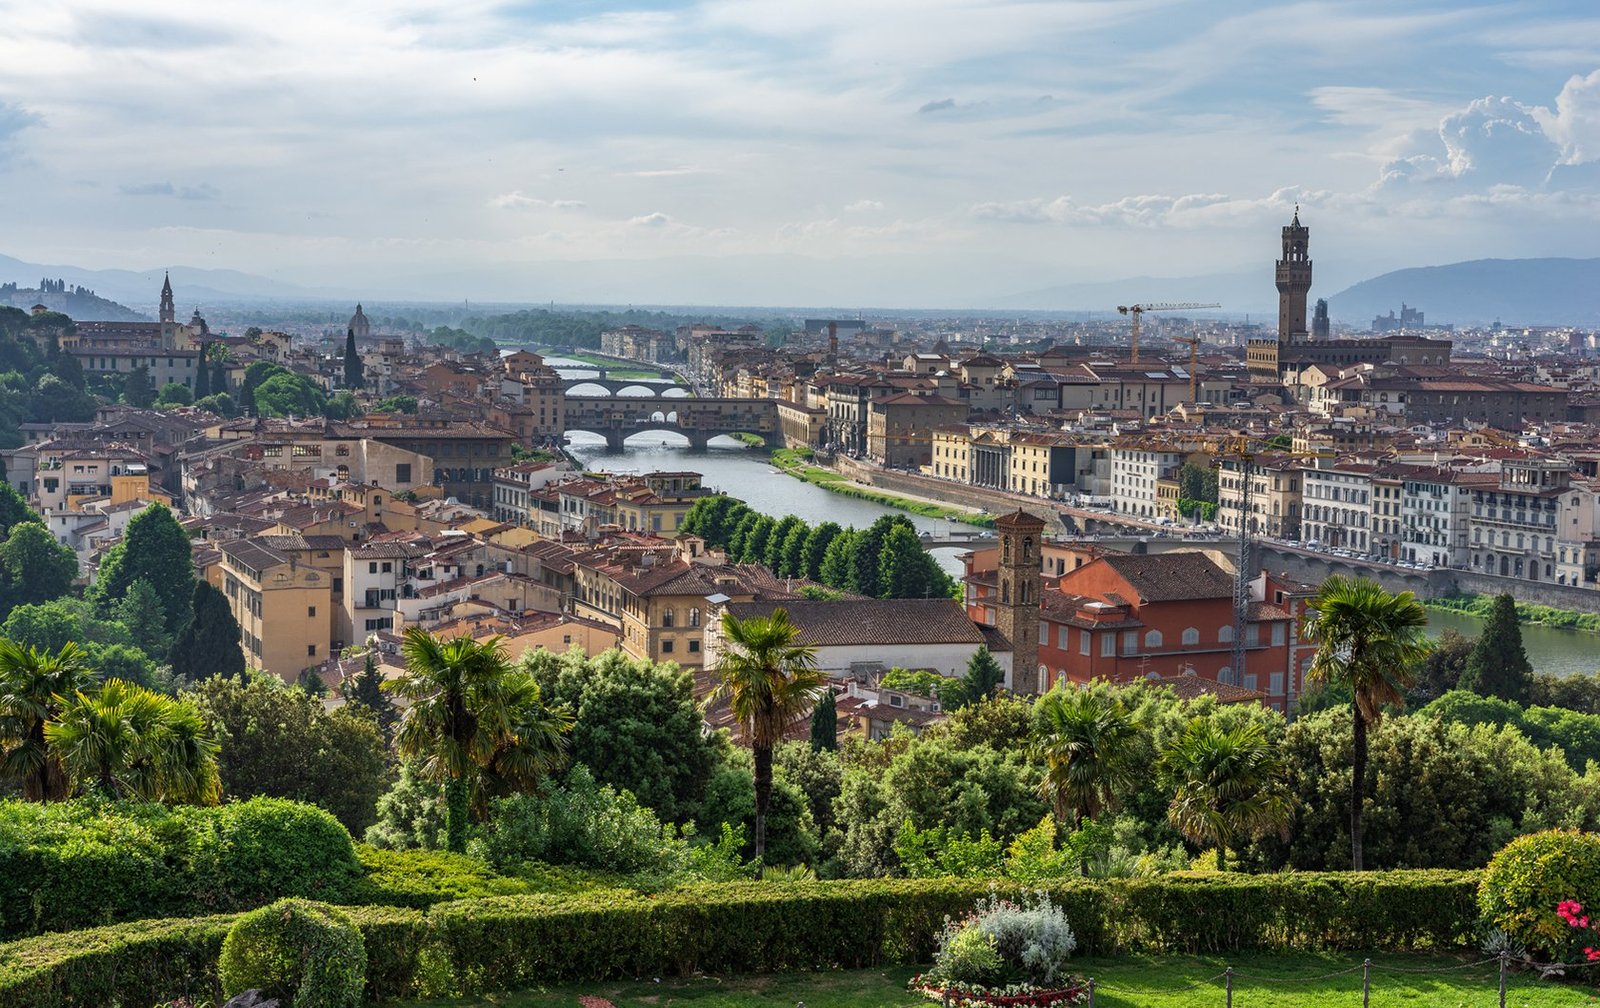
(1555, 899, 1600, 965)
(908, 974, 1087, 1007)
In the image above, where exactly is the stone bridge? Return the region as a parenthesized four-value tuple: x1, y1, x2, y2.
(1256, 543, 1443, 595)
(561, 372, 694, 397)
(563, 396, 779, 450)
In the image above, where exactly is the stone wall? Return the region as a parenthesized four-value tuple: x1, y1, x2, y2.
(1451, 569, 1600, 612)
(835, 456, 1059, 524)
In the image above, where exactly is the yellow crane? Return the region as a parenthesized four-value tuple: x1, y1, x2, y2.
(1116, 302, 1222, 363)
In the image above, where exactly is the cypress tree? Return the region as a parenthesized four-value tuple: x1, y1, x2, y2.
(345, 650, 398, 744)
(344, 329, 365, 390)
(958, 646, 1006, 709)
(194, 342, 211, 399)
(89, 503, 195, 633)
(818, 528, 856, 588)
(124, 365, 155, 408)
(211, 358, 228, 394)
(809, 688, 837, 751)
(1459, 594, 1534, 703)
(170, 580, 247, 682)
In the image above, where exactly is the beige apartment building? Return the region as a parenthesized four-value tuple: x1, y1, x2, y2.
(866, 393, 967, 468)
(1218, 456, 1303, 540)
(218, 537, 335, 681)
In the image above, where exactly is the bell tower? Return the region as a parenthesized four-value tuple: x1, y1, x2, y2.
(993, 509, 1044, 695)
(159, 272, 175, 325)
(1275, 207, 1312, 344)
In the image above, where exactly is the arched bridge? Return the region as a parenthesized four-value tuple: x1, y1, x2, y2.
(563, 396, 778, 450)
(561, 372, 694, 397)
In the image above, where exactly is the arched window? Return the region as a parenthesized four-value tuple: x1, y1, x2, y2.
(1181, 627, 1199, 646)
(1144, 629, 1163, 648)
(1218, 625, 1234, 643)
(1218, 666, 1232, 683)
(662, 608, 675, 628)
(689, 607, 701, 628)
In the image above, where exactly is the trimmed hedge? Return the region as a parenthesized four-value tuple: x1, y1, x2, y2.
(0, 872, 1481, 1003)
(0, 797, 361, 937)
(220, 900, 367, 1008)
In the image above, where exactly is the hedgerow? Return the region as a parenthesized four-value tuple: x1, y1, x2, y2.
(0, 872, 1483, 1004)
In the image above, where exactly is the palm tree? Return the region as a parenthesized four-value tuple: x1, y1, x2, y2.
(45, 679, 221, 804)
(0, 640, 92, 800)
(1158, 719, 1293, 871)
(1302, 575, 1430, 870)
(710, 608, 824, 862)
(393, 628, 572, 852)
(1033, 686, 1136, 831)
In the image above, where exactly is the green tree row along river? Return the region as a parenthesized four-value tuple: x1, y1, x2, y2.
(548, 358, 1600, 677)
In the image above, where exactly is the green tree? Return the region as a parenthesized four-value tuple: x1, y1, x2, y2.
(154, 382, 193, 408)
(520, 647, 719, 823)
(800, 521, 843, 581)
(1459, 594, 1533, 704)
(0, 640, 92, 799)
(1410, 627, 1475, 703)
(342, 651, 398, 745)
(169, 581, 245, 682)
(253, 372, 328, 418)
(778, 520, 810, 579)
(344, 329, 364, 390)
(186, 676, 389, 833)
(877, 523, 949, 599)
(738, 516, 776, 566)
(193, 392, 238, 418)
(193, 344, 211, 400)
(849, 516, 908, 597)
(1302, 575, 1431, 871)
(322, 391, 358, 421)
(0, 521, 77, 612)
(810, 688, 837, 751)
(958, 646, 1005, 710)
(710, 608, 825, 861)
(818, 528, 856, 588)
(240, 362, 287, 415)
(1033, 687, 1136, 830)
(0, 483, 35, 542)
(1178, 463, 1219, 504)
(1158, 719, 1293, 870)
(211, 359, 228, 396)
(90, 503, 195, 634)
(47, 679, 220, 804)
(393, 629, 573, 852)
(30, 374, 96, 423)
(765, 516, 804, 572)
(114, 578, 170, 658)
(3, 598, 136, 653)
(373, 395, 418, 414)
(124, 365, 155, 408)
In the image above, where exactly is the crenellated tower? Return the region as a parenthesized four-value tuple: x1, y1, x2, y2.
(993, 509, 1045, 696)
(1275, 208, 1312, 343)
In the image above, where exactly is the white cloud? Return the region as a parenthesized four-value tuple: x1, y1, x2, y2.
(844, 199, 883, 213)
(1537, 69, 1600, 164)
(489, 191, 585, 210)
(629, 212, 673, 227)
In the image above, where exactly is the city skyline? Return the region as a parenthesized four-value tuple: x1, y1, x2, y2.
(1, 1, 1599, 305)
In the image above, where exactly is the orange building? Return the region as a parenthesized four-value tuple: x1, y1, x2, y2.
(965, 550, 1310, 712)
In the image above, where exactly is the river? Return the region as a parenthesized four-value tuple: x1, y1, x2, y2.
(547, 358, 1600, 674)
(547, 358, 972, 575)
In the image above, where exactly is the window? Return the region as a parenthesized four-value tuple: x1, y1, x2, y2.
(1057, 625, 1068, 649)
(1218, 624, 1234, 643)
(689, 608, 700, 628)
(661, 639, 674, 653)
(688, 639, 701, 653)
(1144, 629, 1163, 648)
(1181, 627, 1199, 646)
(1101, 633, 1115, 657)
(662, 608, 675, 628)
(381, 562, 392, 573)
(1272, 622, 1286, 647)
(307, 606, 316, 618)
(1270, 672, 1285, 696)
(369, 562, 378, 574)
(307, 644, 317, 657)
(396, 464, 411, 483)
(1079, 631, 1090, 656)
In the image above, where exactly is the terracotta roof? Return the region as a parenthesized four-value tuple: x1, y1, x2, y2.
(721, 598, 987, 647)
(1147, 674, 1265, 704)
(1092, 553, 1235, 603)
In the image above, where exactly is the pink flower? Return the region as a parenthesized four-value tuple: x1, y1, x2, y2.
(1586, 947, 1600, 963)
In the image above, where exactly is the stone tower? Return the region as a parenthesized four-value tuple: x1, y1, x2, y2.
(1312, 298, 1330, 341)
(159, 273, 175, 325)
(1275, 208, 1312, 344)
(993, 509, 1045, 696)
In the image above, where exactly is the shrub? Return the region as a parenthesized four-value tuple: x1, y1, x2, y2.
(929, 891, 1077, 987)
(0, 797, 360, 937)
(1479, 829, 1600, 960)
(0, 914, 234, 1008)
(349, 846, 550, 908)
(218, 899, 367, 1008)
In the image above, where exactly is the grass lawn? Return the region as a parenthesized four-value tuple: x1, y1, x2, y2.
(768, 449, 995, 528)
(407, 954, 1600, 1007)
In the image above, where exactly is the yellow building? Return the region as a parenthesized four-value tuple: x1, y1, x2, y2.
(927, 426, 972, 482)
(218, 537, 334, 681)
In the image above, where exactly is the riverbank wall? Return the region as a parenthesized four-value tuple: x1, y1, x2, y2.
(834, 456, 1063, 526)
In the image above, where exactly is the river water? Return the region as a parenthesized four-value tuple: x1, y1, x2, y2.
(547, 358, 1600, 673)
(548, 358, 971, 575)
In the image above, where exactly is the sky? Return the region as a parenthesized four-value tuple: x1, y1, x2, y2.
(1, 0, 1599, 308)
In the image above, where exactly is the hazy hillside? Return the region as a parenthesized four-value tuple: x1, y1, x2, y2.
(990, 270, 1271, 315)
(0, 280, 144, 322)
(1328, 259, 1600, 328)
(0, 253, 344, 309)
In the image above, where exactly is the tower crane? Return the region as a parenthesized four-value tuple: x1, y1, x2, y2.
(1208, 436, 1331, 688)
(1116, 303, 1222, 364)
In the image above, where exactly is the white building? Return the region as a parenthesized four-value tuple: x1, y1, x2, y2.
(1109, 447, 1184, 519)
(1300, 461, 1375, 553)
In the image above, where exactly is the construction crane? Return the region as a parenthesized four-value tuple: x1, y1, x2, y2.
(1116, 303, 1221, 364)
(1208, 436, 1331, 688)
(1174, 335, 1201, 403)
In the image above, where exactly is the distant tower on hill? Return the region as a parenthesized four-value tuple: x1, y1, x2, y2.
(1312, 298, 1330, 341)
(1275, 208, 1312, 343)
(993, 509, 1045, 696)
(159, 273, 175, 325)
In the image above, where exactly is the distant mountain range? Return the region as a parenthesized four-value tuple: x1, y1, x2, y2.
(1325, 259, 1600, 327)
(2, 250, 1598, 325)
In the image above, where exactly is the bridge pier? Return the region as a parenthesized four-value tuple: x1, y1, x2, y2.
(603, 430, 626, 451)
(685, 431, 710, 450)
